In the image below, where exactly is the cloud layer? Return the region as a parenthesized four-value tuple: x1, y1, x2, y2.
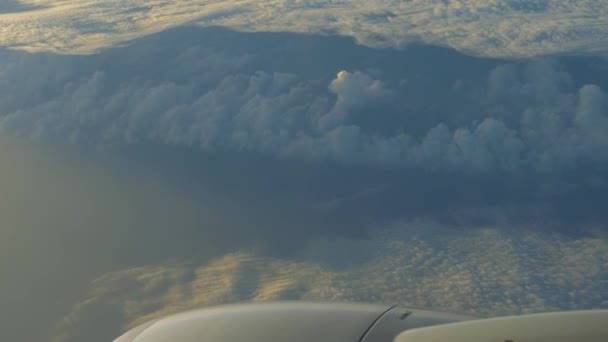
(1, 0, 608, 57)
(55, 222, 608, 342)
(1, 24, 607, 342)
(2, 27, 607, 232)
(1, 27, 607, 176)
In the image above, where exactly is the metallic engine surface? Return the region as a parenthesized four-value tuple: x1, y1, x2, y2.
(115, 302, 391, 342)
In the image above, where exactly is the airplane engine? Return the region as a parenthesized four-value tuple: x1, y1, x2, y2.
(114, 302, 608, 342)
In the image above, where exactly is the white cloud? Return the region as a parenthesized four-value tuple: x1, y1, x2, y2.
(319, 70, 392, 130)
(1, 0, 608, 57)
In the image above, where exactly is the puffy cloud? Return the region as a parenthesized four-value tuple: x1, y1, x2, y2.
(1, 27, 607, 175)
(575, 85, 608, 147)
(0, 1, 607, 58)
(0, 26, 607, 342)
(423, 118, 524, 172)
(319, 70, 392, 130)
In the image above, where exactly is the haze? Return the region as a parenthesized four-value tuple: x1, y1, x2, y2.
(0, 1, 607, 341)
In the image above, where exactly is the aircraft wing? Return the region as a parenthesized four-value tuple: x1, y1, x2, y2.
(395, 309, 608, 342)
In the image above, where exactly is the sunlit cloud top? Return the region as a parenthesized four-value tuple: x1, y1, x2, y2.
(1, 0, 608, 57)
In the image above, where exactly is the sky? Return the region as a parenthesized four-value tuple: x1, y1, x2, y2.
(0, 1, 607, 341)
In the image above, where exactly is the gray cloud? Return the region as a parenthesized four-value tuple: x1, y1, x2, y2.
(319, 70, 393, 131)
(1, 32, 607, 174)
(0, 0, 45, 14)
(1, 26, 607, 342)
(1, 29, 607, 237)
(1, 29, 608, 233)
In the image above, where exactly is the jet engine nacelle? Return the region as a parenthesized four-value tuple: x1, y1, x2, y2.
(113, 302, 608, 342)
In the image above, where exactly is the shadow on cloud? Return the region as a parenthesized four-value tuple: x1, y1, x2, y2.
(0, 0, 46, 14)
(0, 26, 607, 342)
(56, 223, 608, 342)
(1, 26, 607, 227)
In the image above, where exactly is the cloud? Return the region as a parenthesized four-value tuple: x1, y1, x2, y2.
(1, 28, 607, 238)
(2, 32, 606, 175)
(1, 26, 607, 342)
(54, 222, 608, 342)
(0, 134, 349, 342)
(0, 28, 608, 199)
(319, 70, 392, 130)
(0, 1, 608, 57)
(413, 118, 525, 172)
(0, 0, 46, 14)
(575, 85, 608, 148)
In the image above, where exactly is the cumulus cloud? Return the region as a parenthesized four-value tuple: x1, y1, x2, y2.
(1, 26, 607, 342)
(0, 0, 608, 57)
(412, 118, 525, 172)
(575, 85, 608, 148)
(1, 31, 607, 174)
(319, 70, 392, 130)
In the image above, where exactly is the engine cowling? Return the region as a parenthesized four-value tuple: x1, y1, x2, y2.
(114, 302, 473, 342)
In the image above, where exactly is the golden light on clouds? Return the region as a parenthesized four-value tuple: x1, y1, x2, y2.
(1, 0, 607, 57)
